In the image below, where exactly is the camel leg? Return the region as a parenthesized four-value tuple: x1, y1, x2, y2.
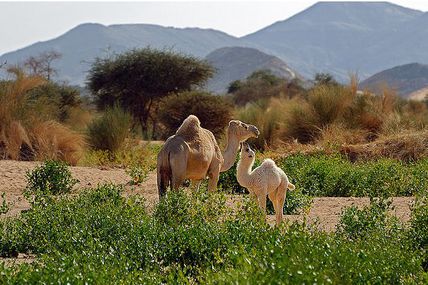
(256, 191, 267, 215)
(207, 162, 221, 192)
(170, 155, 187, 191)
(207, 171, 219, 192)
(191, 180, 203, 191)
(274, 184, 287, 226)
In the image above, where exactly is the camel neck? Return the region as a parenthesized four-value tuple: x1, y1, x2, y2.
(221, 135, 240, 172)
(236, 157, 253, 188)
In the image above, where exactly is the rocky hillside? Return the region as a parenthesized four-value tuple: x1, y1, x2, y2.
(205, 47, 300, 93)
(360, 63, 428, 97)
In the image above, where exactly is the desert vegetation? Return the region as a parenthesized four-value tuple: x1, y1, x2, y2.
(1, 47, 428, 283)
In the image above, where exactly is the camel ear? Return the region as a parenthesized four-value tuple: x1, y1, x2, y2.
(229, 120, 239, 127)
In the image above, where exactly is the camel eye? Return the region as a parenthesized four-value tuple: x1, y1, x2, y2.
(246, 148, 249, 152)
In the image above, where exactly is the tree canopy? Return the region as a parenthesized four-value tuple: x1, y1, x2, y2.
(87, 48, 214, 133)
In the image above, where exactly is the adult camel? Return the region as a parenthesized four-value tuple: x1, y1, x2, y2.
(157, 115, 259, 197)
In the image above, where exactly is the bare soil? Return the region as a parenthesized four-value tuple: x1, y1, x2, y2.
(0, 160, 414, 229)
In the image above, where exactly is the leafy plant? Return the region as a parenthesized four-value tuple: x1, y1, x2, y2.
(87, 105, 132, 152)
(0, 192, 9, 215)
(126, 164, 149, 185)
(336, 198, 402, 240)
(24, 160, 78, 206)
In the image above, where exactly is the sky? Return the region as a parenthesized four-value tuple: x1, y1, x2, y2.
(1, 0, 428, 55)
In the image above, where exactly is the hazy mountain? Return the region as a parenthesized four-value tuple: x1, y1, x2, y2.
(243, 1, 424, 81)
(2, 2, 428, 87)
(360, 63, 428, 97)
(0, 23, 249, 85)
(205, 47, 300, 93)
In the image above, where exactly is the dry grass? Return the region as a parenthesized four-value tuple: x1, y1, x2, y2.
(341, 130, 428, 162)
(0, 68, 45, 160)
(29, 121, 86, 165)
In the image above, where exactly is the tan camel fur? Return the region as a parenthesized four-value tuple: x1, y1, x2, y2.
(157, 115, 259, 197)
(237, 142, 295, 225)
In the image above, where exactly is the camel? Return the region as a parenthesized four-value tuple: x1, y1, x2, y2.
(237, 142, 295, 226)
(157, 115, 259, 197)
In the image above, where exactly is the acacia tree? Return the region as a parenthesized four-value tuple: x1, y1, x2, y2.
(24, 50, 62, 81)
(87, 48, 214, 136)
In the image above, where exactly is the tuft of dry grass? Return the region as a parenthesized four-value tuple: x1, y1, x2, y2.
(341, 130, 428, 162)
(29, 121, 86, 165)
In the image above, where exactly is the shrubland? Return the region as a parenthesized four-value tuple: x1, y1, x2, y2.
(0, 179, 426, 283)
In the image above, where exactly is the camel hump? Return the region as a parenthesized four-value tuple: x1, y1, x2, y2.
(176, 115, 201, 138)
(262, 159, 277, 168)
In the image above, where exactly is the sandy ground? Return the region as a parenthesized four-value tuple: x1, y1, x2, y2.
(0, 160, 415, 264)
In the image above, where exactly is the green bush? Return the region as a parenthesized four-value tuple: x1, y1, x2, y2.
(279, 154, 428, 197)
(0, 184, 425, 283)
(336, 198, 402, 240)
(158, 91, 233, 138)
(87, 105, 132, 152)
(408, 196, 428, 270)
(24, 160, 77, 199)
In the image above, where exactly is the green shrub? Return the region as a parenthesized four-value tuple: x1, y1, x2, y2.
(279, 154, 428, 197)
(336, 198, 402, 240)
(0, 192, 9, 215)
(126, 164, 149, 185)
(408, 196, 428, 270)
(87, 105, 132, 152)
(24, 160, 77, 198)
(0, 183, 425, 283)
(158, 91, 233, 138)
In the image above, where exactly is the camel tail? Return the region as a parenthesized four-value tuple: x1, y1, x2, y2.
(157, 149, 172, 198)
(287, 182, 295, 191)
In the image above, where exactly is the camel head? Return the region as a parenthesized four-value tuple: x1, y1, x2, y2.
(228, 120, 260, 142)
(239, 142, 255, 161)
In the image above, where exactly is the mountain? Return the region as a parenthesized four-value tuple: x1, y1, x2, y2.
(360, 63, 428, 97)
(243, 2, 425, 81)
(0, 23, 249, 85)
(2, 2, 428, 86)
(205, 47, 300, 93)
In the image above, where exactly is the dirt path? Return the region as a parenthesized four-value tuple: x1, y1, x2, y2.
(0, 160, 415, 232)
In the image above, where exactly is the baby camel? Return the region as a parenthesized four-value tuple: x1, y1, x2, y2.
(237, 142, 295, 225)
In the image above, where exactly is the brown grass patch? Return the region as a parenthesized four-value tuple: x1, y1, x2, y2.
(341, 130, 428, 162)
(30, 121, 86, 165)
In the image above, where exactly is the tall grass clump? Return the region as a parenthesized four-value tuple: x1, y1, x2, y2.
(87, 105, 132, 152)
(0, 68, 44, 159)
(29, 120, 85, 165)
(237, 99, 283, 149)
(0, 68, 86, 164)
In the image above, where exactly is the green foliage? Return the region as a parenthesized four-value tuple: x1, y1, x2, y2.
(279, 154, 428, 197)
(80, 141, 161, 170)
(313, 72, 338, 86)
(0, 192, 9, 215)
(0, 185, 425, 283)
(24, 160, 77, 198)
(126, 164, 149, 185)
(27, 82, 82, 122)
(87, 47, 214, 133)
(336, 198, 402, 240)
(87, 105, 132, 152)
(231, 70, 292, 106)
(158, 91, 233, 138)
(408, 196, 428, 270)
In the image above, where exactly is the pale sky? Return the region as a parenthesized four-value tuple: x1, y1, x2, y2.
(1, 0, 428, 55)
